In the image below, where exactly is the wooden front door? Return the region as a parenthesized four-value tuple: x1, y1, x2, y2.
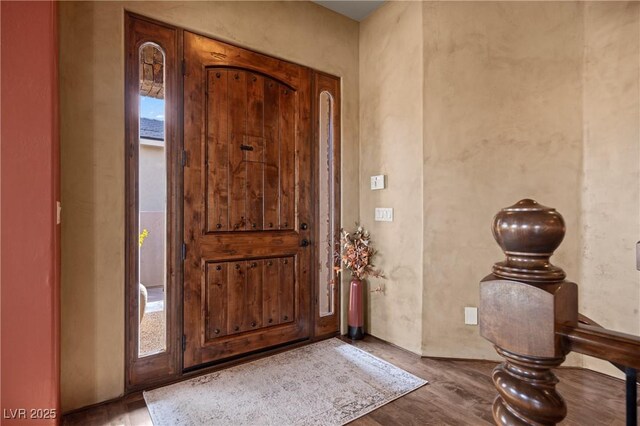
(183, 32, 312, 368)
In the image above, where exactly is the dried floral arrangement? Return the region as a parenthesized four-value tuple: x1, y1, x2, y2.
(334, 224, 385, 293)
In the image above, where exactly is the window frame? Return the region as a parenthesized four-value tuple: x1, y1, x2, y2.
(124, 12, 182, 390)
(312, 72, 341, 338)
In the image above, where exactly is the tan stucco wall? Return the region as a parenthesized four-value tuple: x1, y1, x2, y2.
(359, 1, 424, 354)
(360, 1, 639, 367)
(139, 143, 166, 213)
(581, 2, 640, 377)
(420, 1, 584, 359)
(139, 143, 166, 292)
(59, 1, 359, 411)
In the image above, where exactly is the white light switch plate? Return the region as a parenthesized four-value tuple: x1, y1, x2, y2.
(375, 208, 393, 222)
(464, 307, 478, 325)
(370, 175, 385, 190)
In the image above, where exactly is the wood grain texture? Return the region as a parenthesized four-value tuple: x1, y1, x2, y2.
(205, 262, 228, 340)
(246, 73, 265, 231)
(197, 256, 299, 334)
(263, 79, 280, 231)
(62, 336, 639, 425)
(560, 323, 640, 370)
(227, 261, 247, 334)
(480, 200, 574, 425)
(206, 69, 229, 233)
(480, 199, 640, 425)
(279, 257, 294, 324)
(205, 69, 292, 233)
(183, 31, 312, 368)
(262, 258, 281, 327)
(228, 70, 248, 231)
(278, 87, 295, 230)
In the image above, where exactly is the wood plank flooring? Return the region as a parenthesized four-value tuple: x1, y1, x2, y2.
(63, 335, 637, 425)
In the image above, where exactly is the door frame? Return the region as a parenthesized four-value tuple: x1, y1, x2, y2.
(124, 12, 183, 391)
(124, 12, 341, 391)
(312, 71, 342, 339)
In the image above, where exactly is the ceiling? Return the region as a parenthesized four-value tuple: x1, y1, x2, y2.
(313, 1, 385, 21)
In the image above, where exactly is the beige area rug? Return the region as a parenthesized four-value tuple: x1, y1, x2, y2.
(144, 338, 428, 425)
(140, 311, 165, 355)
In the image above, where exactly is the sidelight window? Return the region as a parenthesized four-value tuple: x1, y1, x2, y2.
(318, 90, 336, 317)
(137, 42, 168, 357)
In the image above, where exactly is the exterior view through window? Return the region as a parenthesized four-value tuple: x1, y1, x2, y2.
(138, 42, 167, 357)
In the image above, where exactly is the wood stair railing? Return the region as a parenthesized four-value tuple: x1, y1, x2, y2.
(479, 199, 640, 426)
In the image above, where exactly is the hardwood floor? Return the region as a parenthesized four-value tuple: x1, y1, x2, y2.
(63, 336, 636, 425)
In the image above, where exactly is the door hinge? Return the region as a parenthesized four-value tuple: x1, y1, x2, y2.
(181, 59, 186, 76)
(182, 334, 187, 352)
(182, 150, 187, 167)
(182, 243, 187, 260)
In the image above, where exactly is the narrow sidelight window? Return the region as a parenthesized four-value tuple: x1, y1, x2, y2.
(125, 14, 179, 389)
(313, 71, 340, 338)
(137, 42, 167, 356)
(318, 90, 335, 318)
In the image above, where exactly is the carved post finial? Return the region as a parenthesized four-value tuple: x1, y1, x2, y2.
(481, 199, 576, 425)
(492, 199, 566, 283)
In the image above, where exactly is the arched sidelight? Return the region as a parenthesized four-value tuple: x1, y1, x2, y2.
(318, 90, 335, 318)
(314, 73, 341, 337)
(125, 14, 180, 390)
(137, 41, 168, 357)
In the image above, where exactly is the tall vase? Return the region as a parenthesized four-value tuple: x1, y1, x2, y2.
(348, 277, 364, 340)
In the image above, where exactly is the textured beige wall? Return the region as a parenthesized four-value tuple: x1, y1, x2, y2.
(359, 1, 424, 354)
(581, 2, 640, 377)
(360, 1, 639, 369)
(420, 1, 583, 359)
(139, 143, 166, 212)
(59, 1, 359, 411)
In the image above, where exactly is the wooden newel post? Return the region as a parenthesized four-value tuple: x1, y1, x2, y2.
(479, 199, 578, 425)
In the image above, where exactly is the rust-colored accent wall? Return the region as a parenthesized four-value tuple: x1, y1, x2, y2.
(1, 1, 60, 424)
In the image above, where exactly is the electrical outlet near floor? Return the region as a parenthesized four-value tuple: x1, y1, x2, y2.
(464, 307, 478, 325)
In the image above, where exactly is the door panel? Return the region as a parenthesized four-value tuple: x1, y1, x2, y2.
(264, 80, 281, 231)
(205, 262, 228, 340)
(279, 257, 295, 324)
(228, 71, 247, 231)
(262, 258, 280, 326)
(279, 88, 295, 231)
(205, 69, 229, 233)
(205, 68, 297, 233)
(203, 257, 295, 344)
(183, 32, 311, 368)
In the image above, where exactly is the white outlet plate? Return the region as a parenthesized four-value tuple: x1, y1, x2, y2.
(370, 175, 385, 190)
(464, 307, 478, 325)
(374, 207, 393, 222)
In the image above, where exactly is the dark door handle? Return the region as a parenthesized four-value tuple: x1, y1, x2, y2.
(300, 239, 310, 247)
(300, 223, 308, 230)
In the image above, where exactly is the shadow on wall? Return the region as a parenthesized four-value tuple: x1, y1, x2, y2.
(61, 5, 99, 407)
